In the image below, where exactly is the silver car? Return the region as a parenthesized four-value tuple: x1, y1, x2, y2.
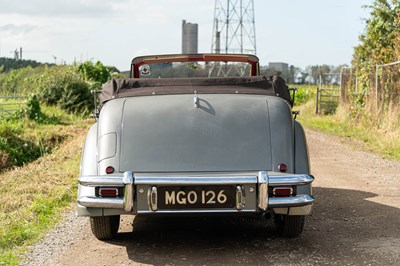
(77, 54, 314, 239)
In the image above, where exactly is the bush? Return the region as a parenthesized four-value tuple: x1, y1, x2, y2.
(293, 85, 317, 106)
(37, 67, 93, 114)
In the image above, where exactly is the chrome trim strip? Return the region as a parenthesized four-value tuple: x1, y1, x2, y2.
(268, 195, 314, 208)
(134, 176, 257, 185)
(79, 175, 124, 186)
(137, 209, 256, 214)
(123, 171, 134, 212)
(78, 196, 123, 209)
(236, 185, 245, 210)
(79, 174, 313, 187)
(258, 171, 268, 210)
(268, 174, 314, 186)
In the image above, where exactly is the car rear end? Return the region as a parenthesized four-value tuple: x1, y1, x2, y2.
(77, 91, 314, 239)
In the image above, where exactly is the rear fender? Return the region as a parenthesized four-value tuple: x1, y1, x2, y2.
(294, 120, 310, 175)
(80, 123, 98, 176)
(78, 123, 98, 216)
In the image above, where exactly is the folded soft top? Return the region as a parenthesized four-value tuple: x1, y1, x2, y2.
(99, 76, 292, 106)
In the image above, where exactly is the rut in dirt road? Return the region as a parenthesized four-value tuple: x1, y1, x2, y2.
(23, 129, 400, 266)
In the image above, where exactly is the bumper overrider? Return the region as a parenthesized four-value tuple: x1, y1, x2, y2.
(77, 171, 314, 216)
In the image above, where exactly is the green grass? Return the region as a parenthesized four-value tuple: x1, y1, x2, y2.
(292, 84, 317, 106)
(0, 98, 27, 115)
(296, 97, 400, 161)
(0, 124, 86, 265)
(0, 103, 89, 265)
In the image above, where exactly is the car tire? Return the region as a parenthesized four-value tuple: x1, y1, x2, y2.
(90, 215, 120, 240)
(274, 214, 305, 238)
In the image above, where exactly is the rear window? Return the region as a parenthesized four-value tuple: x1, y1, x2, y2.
(138, 61, 252, 78)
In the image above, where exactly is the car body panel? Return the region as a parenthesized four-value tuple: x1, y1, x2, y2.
(77, 54, 314, 236)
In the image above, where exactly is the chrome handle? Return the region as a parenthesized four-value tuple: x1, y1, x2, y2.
(236, 185, 245, 210)
(148, 186, 158, 211)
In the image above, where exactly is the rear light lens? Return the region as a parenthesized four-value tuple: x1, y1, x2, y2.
(273, 187, 293, 197)
(105, 166, 115, 174)
(99, 188, 119, 197)
(278, 164, 287, 172)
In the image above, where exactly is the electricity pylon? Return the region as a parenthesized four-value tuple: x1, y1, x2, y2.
(211, 0, 256, 55)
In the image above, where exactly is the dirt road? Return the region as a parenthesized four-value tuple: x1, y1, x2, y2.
(24, 129, 400, 265)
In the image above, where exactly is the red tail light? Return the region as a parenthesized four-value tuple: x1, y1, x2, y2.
(99, 188, 119, 197)
(278, 164, 287, 172)
(105, 166, 115, 174)
(273, 187, 293, 197)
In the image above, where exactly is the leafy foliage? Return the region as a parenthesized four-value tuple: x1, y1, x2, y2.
(0, 60, 119, 114)
(76, 61, 117, 84)
(0, 66, 46, 96)
(76, 61, 118, 91)
(352, 0, 400, 95)
(36, 66, 93, 114)
(293, 85, 317, 105)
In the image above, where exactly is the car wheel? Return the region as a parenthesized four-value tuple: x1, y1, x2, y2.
(274, 214, 305, 238)
(90, 215, 120, 240)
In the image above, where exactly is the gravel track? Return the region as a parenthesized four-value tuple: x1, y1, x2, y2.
(22, 129, 400, 265)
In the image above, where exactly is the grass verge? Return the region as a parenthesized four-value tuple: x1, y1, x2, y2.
(0, 121, 89, 265)
(296, 98, 400, 161)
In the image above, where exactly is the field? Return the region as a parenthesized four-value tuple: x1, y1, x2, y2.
(0, 97, 27, 116)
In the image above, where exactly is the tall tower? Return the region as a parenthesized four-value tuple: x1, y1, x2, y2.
(211, 0, 256, 55)
(182, 20, 198, 54)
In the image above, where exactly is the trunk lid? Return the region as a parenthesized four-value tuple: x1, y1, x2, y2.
(120, 94, 272, 172)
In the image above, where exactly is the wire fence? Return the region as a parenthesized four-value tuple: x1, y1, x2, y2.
(340, 61, 400, 112)
(375, 61, 400, 111)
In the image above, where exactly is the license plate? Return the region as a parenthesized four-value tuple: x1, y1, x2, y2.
(158, 185, 236, 209)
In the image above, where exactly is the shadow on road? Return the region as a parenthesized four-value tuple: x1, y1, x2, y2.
(106, 187, 400, 265)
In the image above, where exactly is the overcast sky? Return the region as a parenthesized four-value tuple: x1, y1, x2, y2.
(0, 0, 372, 71)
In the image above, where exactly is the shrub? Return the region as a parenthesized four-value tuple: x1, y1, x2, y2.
(37, 67, 93, 114)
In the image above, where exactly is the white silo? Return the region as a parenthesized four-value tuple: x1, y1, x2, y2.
(182, 20, 198, 54)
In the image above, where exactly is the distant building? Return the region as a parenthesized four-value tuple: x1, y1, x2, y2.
(182, 20, 198, 54)
(268, 62, 289, 73)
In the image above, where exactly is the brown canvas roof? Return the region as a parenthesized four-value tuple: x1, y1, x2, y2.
(99, 76, 292, 107)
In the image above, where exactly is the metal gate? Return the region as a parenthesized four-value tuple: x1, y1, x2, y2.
(316, 87, 340, 114)
(315, 73, 341, 114)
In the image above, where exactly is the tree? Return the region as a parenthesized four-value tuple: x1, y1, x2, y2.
(352, 0, 400, 91)
(76, 61, 118, 88)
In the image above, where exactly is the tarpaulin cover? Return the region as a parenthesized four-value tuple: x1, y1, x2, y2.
(99, 76, 292, 107)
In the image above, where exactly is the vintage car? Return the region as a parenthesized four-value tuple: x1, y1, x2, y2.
(77, 54, 314, 240)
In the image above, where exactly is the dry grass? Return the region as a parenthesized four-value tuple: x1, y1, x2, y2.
(0, 122, 89, 265)
(297, 97, 400, 160)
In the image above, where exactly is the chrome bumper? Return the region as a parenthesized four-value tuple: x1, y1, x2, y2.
(77, 171, 314, 215)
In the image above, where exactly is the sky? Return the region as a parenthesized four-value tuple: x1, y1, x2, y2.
(0, 0, 373, 71)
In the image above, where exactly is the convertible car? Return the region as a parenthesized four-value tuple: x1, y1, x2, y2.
(77, 54, 314, 239)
